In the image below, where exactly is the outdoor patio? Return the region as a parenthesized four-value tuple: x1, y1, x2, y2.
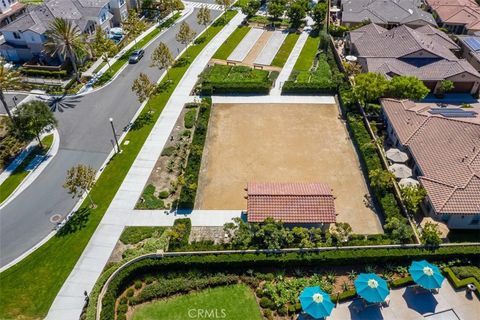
(329, 281, 479, 320)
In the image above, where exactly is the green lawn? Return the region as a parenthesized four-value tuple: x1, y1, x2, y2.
(203, 65, 269, 83)
(293, 34, 320, 72)
(271, 32, 300, 68)
(0, 10, 238, 320)
(212, 26, 250, 60)
(0, 134, 54, 204)
(132, 285, 262, 320)
(95, 13, 181, 87)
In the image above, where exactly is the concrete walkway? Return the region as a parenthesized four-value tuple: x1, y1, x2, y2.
(271, 31, 308, 96)
(46, 12, 246, 320)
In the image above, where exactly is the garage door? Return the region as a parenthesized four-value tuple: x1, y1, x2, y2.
(452, 82, 474, 93)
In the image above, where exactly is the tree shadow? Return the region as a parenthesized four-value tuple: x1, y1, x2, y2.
(173, 57, 188, 68)
(157, 81, 173, 93)
(130, 112, 153, 131)
(56, 207, 90, 237)
(39, 94, 83, 112)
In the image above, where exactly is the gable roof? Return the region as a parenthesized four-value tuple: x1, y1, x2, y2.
(381, 98, 480, 214)
(426, 0, 480, 32)
(342, 0, 437, 27)
(350, 23, 480, 81)
(246, 182, 337, 224)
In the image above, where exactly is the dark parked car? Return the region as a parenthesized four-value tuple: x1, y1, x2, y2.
(129, 49, 144, 63)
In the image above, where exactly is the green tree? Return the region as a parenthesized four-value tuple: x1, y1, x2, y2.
(291, 227, 312, 248)
(384, 217, 413, 243)
(12, 100, 57, 147)
(215, 0, 232, 18)
(241, 0, 260, 18)
(122, 10, 147, 44)
(151, 42, 174, 79)
(287, 1, 306, 28)
(388, 75, 430, 100)
(197, 5, 212, 33)
(254, 218, 291, 249)
(44, 18, 86, 82)
(131, 73, 157, 103)
(421, 221, 442, 246)
(311, 2, 327, 27)
(353, 72, 389, 106)
(369, 168, 395, 190)
(329, 222, 352, 243)
(401, 185, 427, 214)
(176, 22, 196, 46)
(63, 164, 97, 207)
(224, 217, 253, 249)
(91, 26, 118, 73)
(436, 79, 454, 96)
(267, 1, 285, 23)
(0, 60, 24, 120)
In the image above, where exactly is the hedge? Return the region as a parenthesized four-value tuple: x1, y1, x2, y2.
(390, 276, 413, 288)
(443, 267, 480, 299)
(168, 218, 192, 250)
(330, 289, 356, 303)
(20, 68, 68, 78)
(99, 246, 480, 319)
(200, 81, 272, 95)
(281, 80, 336, 94)
(178, 98, 211, 208)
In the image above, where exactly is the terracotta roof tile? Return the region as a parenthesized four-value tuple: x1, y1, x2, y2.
(247, 182, 336, 223)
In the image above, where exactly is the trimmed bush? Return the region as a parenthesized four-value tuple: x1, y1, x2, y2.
(134, 280, 142, 289)
(444, 267, 480, 299)
(259, 297, 275, 309)
(158, 190, 169, 199)
(126, 288, 134, 297)
(184, 109, 197, 129)
(20, 68, 68, 78)
(330, 289, 357, 303)
(281, 80, 336, 94)
(451, 266, 480, 282)
(116, 304, 127, 314)
(390, 276, 413, 288)
(168, 218, 192, 250)
(161, 146, 175, 156)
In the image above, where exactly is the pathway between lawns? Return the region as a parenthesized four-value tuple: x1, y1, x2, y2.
(45, 12, 247, 320)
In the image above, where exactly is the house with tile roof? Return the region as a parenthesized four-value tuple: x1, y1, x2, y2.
(246, 182, 337, 226)
(0, 0, 26, 28)
(425, 0, 480, 34)
(341, 0, 437, 28)
(381, 98, 480, 229)
(348, 23, 480, 94)
(457, 35, 480, 71)
(0, 0, 129, 63)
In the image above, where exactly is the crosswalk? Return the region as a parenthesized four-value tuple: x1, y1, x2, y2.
(183, 1, 224, 11)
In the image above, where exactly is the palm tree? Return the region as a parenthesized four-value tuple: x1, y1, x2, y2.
(44, 18, 85, 82)
(0, 60, 23, 121)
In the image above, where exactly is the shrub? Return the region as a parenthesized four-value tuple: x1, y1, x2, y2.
(444, 267, 480, 299)
(168, 218, 192, 250)
(255, 287, 264, 297)
(161, 146, 175, 156)
(119, 297, 127, 305)
(120, 227, 165, 245)
(134, 280, 142, 289)
(263, 309, 273, 320)
(116, 314, 126, 320)
(158, 190, 169, 199)
(136, 184, 165, 209)
(116, 304, 127, 314)
(184, 109, 197, 129)
(126, 288, 134, 297)
(144, 276, 154, 285)
(277, 306, 288, 316)
(390, 276, 413, 288)
(331, 289, 356, 303)
(178, 99, 211, 208)
(259, 297, 275, 309)
(281, 80, 336, 94)
(451, 266, 480, 282)
(20, 68, 68, 78)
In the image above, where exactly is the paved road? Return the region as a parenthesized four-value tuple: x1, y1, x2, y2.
(0, 7, 221, 268)
(0, 94, 28, 115)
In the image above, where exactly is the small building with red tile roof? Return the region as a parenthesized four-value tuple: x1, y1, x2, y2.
(381, 98, 480, 229)
(246, 182, 337, 226)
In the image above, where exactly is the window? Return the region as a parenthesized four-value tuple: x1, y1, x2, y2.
(13, 31, 20, 39)
(470, 217, 479, 225)
(119, 0, 125, 6)
(100, 13, 107, 23)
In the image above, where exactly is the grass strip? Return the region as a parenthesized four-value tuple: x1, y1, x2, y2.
(95, 12, 181, 87)
(271, 32, 299, 68)
(0, 134, 54, 204)
(0, 10, 238, 320)
(212, 26, 250, 60)
(293, 34, 320, 72)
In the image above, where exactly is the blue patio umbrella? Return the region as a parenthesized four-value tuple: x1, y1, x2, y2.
(299, 286, 335, 319)
(354, 273, 390, 303)
(409, 260, 445, 290)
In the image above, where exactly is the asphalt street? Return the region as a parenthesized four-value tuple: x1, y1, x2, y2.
(0, 94, 28, 115)
(0, 7, 221, 267)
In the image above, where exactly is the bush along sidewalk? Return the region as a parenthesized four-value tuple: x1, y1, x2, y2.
(0, 11, 239, 320)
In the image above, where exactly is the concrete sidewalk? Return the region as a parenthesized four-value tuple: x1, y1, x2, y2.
(46, 12, 246, 320)
(271, 31, 308, 96)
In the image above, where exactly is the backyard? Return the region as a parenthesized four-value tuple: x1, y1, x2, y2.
(195, 103, 383, 234)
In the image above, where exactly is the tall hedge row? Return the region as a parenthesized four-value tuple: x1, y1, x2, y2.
(99, 246, 480, 320)
(178, 98, 211, 208)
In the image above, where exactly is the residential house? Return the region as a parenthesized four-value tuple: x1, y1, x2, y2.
(341, 0, 437, 28)
(0, 0, 26, 28)
(425, 0, 480, 34)
(348, 23, 480, 94)
(246, 182, 337, 227)
(381, 98, 480, 229)
(458, 35, 480, 71)
(0, 0, 129, 63)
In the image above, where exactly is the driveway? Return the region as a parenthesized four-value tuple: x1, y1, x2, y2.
(0, 6, 221, 268)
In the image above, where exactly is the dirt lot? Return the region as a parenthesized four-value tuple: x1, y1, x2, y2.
(195, 103, 383, 234)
